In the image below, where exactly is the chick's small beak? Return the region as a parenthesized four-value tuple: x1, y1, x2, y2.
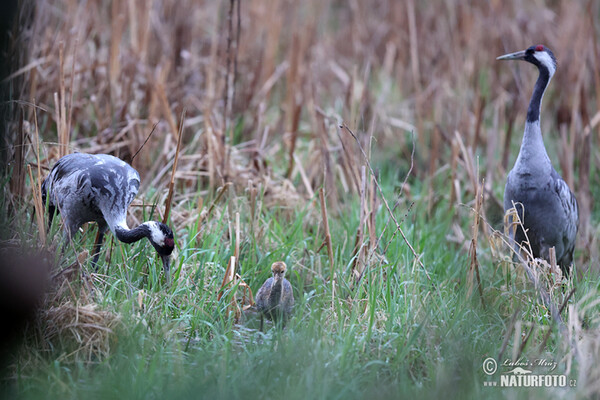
(161, 255, 171, 285)
(497, 50, 527, 61)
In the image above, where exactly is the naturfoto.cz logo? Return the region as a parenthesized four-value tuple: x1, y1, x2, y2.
(482, 357, 576, 388)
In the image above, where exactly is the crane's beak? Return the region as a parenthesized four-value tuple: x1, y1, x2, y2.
(497, 50, 527, 61)
(161, 255, 171, 285)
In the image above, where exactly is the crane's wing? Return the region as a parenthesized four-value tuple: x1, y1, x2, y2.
(281, 279, 295, 314)
(42, 153, 141, 232)
(255, 277, 273, 311)
(551, 169, 578, 262)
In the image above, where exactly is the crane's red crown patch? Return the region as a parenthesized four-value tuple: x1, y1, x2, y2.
(535, 45, 544, 52)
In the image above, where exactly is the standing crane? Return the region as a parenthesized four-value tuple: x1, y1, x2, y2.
(41, 153, 175, 283)
(498, 45, 579, 274)
(255, 261, 294, 331)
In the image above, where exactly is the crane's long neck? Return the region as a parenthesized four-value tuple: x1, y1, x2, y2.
(526, 65, 551, 124)
(515, 66, 553, 175)
(114, 222, 151, 244)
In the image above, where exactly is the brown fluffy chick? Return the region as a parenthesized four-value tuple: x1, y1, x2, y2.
(255, 261, 294, 331)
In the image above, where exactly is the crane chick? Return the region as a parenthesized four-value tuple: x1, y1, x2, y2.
(255, 261, 294, 331)
(41, 153, 175, 283)
(498, 45, 579, 274)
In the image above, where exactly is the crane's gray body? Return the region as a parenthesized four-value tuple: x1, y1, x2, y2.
(41, 153, 140, 236)
(256, 277, 294, 321)
(504, 121, 579, 267)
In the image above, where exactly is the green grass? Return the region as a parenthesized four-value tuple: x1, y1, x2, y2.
(2, 163, 594, 400)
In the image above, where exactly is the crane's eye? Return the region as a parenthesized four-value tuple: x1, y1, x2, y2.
(535, 45, 544, 52)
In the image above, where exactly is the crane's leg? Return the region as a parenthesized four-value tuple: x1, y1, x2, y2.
(47, 205, 56, 230)
(91, 231, 105, 271)
(91, 224, 108, 271)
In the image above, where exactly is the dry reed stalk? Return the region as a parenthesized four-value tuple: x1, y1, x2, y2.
(234, 0, 241, 107)
(155, 63, 179, 141)
(284, 32, 301, 179)
(563, 51, 587, 190)
(449, 137, 459, 209)
(454, 130, 477, 195)
(467, 179, 485, 308)
(342, 124, 430, 280)
(293, 153, 315, 198)
(163, 109, 185, 224)
(260, 1, 282, 102)
(471, 94, 486, 150)
(223, 0, 237, 177)
(109, 0, 122, 90)
(406, 0, 423, 151)
(28, 164, 46, 246)
(319, 188, 334, 279)
(577, 85, 592, 242)
(205, 119, 217, 189)
(31, 100, 45, 244)
(351, 166, 367, 281)
(127, 0, 138, 53)
(311, 98, 336, 207)
(217, 256, 239, 318)
(501, 105, 516, 171)
(367, 173, 377, 252)
(426, 125, 441, 214)
(66, 38, 78, 145)
(286, 99, 302, 180)
(234, 212, 240, 268)
(53, 92, 61, 153)
(548, 246, 558, 275)
(205, 8, 220, 107)
(591, 4, 600, 123)
(58, 41, 68, 158)
(486, 102, 500, 188)
(10, 111, 25, 197)
(248, 179, 257, 223)
(236, 273, 254, 310)
(347, 67, 357, 134)
(286, 10, 314, 177)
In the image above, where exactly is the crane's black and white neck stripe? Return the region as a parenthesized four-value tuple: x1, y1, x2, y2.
(498, 45, 578, 274)
(499, 45, 557, 121)
(41, 153, 175, 283)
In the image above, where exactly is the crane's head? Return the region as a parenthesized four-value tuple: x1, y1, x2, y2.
(271, 261, 287, 281)
(497, 44, 557, 77)
(146, 221, 175, 283)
